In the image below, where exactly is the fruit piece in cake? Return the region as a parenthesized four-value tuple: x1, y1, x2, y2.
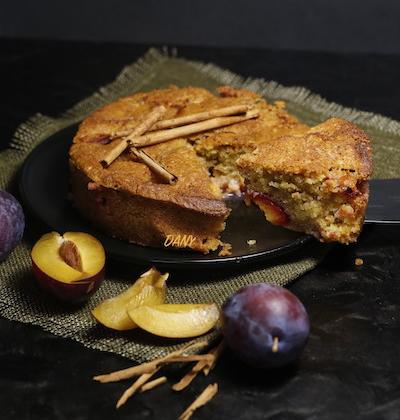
(237, 118, 372, 243)
(128, 303, 220, 338)
(31, 232, 105, 302)
(92, 267, 168, 330)
(248, 191, 289, 226)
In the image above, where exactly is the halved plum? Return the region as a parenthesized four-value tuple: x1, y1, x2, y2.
(31, 231, 105, 302)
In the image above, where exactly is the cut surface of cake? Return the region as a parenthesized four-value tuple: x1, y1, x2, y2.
(237, 118, 373, 243)
(191, 86, 308, 193)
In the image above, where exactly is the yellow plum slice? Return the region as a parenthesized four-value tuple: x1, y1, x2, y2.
(128, 303, 220, 338)
(92, 267, 168, 330)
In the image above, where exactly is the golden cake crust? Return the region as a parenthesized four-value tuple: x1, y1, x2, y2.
(238, 118, 372, 182)
(193, 86, 308, 159)
(70, 87, 223, 206)
(71, 86, 307, 204)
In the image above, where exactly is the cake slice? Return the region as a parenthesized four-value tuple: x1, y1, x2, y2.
(237, 118, 373, 243)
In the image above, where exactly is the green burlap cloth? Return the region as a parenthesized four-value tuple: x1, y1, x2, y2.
(1, 49, 399, 363)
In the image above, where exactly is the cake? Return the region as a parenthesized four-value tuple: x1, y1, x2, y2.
(69, 86, 372, 253)
(237, 118, 373, 243)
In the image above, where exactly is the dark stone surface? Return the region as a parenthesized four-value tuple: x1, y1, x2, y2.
(1, 39, 400, 419)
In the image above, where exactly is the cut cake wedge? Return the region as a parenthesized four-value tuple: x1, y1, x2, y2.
(237, 118, 373, 243)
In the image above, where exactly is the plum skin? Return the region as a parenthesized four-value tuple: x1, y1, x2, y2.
(0, 190, 25, 261)
(32, 261, 105, 303)
(222, 283, 310, 369)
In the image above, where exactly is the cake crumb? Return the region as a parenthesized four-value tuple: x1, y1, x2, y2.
(247, 239, 257, 246)
(87, 182, 100, 191)
(355, 258, 364, 266)
(218, 242, 232, 257)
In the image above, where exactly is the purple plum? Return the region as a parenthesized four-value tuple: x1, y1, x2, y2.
(222, 283, 310, 368)
(0, 190, 25, 261)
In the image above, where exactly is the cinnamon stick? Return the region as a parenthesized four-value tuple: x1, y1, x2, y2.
(172, 359, 209, 392)
(203, 340, 225, 375)
(93, 340, 208, 383)
(179, 383, 218, 420)
(172, 341, 224, 391)
(116, 367, 160, 408)
(95, 104, 252, 140)
(131, 109, 260, 148)
(100, 105, 166, 167)
(166, 354, 214, 364)
(150, 104, 250, 131)
(131, 147, 177, 184)
(139, 376, 167, 393)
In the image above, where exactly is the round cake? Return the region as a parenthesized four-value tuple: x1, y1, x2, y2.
(69, 86, 372, 253)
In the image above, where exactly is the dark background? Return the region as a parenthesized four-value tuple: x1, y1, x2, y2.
(1, 0, 400, 54)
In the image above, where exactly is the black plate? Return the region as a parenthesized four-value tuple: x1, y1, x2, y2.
(19, 124, 311, 269)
